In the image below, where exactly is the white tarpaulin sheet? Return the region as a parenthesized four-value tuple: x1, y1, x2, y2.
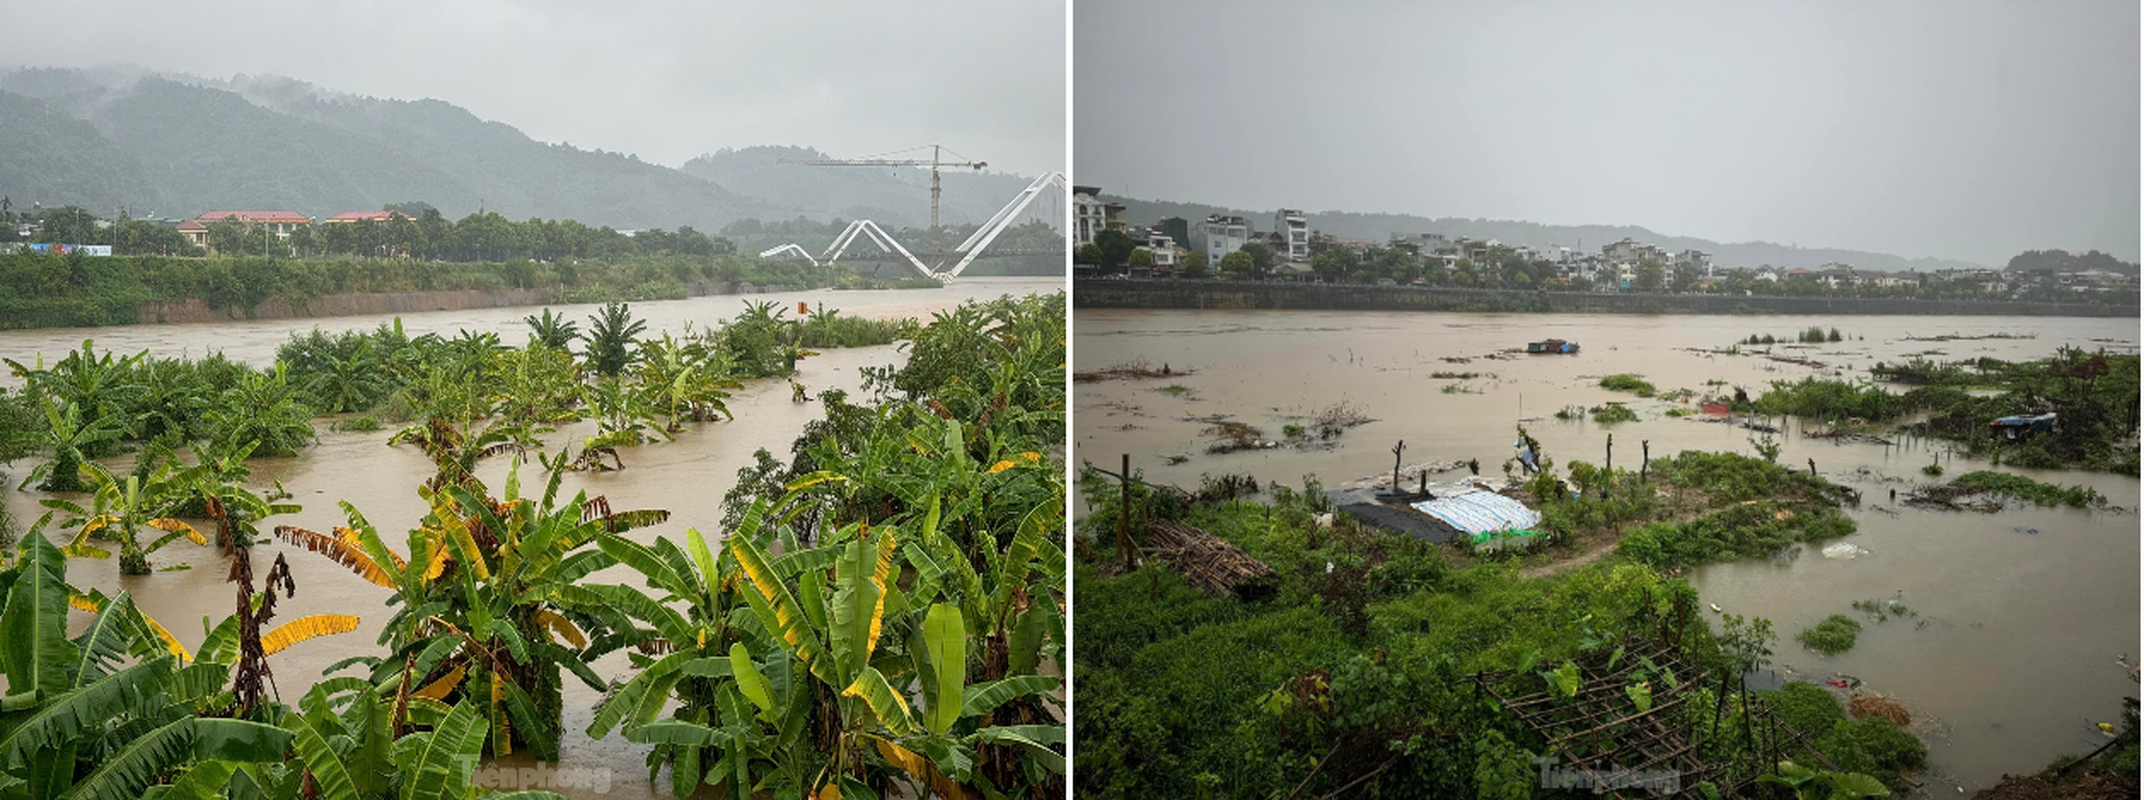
(1409, 491, 1541, 535)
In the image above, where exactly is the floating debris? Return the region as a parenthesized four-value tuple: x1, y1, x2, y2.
(1821, 542, 1869, 559)
(1073, 358, 1192, 383)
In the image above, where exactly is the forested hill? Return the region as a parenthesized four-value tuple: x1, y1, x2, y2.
(2004, 248, 2139, 277)
(1102, 194, 1993, 273)
(0, 67, 1045, 232)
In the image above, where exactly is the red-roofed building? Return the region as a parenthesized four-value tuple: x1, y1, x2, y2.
(179, 211, 313, 252)
(324, 210, 414, 224)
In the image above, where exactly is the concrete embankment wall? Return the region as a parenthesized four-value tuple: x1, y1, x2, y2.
(136, 281, 801, 325)
(1074, 280, 2140, 317)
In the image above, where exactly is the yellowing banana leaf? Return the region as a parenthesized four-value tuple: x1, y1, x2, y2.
(260, 614, 361, 656)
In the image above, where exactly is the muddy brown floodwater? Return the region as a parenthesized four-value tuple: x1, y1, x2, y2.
(1074, 308, 2139, 794)
(0, 277, 1060, 799)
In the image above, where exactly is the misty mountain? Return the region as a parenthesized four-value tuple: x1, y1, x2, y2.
(1104, 194, 1997, 273)
(0, 88, 168, 216)
(0, 67, 1047, 233)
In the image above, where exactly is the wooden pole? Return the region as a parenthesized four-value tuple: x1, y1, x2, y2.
(1392, 440, 1406, 492)
(1640, 440, 1650, 484)
(1119, 453, 1133, 571)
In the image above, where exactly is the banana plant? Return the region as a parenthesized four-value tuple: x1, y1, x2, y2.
(0, 532, 298, 799)
(269, 681, 569, 800)
(38, 459, 206, 575)
(586, 500, 1063, 799)
(172, 440, 301, 551)
(13, 399, 123, 493)
(485, 342, 584, 430)
(632, 334, 739, 431)
(277, 463, 666, 760)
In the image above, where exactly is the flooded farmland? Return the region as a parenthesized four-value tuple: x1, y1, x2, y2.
(0, 276, 1059, 800)
(1073, 308, 2138, 792)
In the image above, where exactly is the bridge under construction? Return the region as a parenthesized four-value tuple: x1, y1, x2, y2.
(758, 145, 1066, 282)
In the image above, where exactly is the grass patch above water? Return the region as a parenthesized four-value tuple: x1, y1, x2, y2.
(1591, 403, 1639, 424)
(1950, 470, 2105, 508)
(1852, 598, 1916, 623)
(1599, 373, 1657, 396)
(1797, 614, 1863, 656)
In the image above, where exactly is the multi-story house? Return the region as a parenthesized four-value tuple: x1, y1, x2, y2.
(1073, 185, 1105, 248)
(1201, 214, 1252, 265)
(1273, 208, 1309, 263)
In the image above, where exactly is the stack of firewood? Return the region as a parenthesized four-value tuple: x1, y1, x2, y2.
(1144, 520, 1276, 600)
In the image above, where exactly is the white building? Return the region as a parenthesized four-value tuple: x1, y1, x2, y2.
(1672, 249, 1713, 276)
(1144, 231, 1177, 272)
(1274, 208, 1309, 262)
(1073, 185, 1105, 248)
(1201, 214, 1252, 265)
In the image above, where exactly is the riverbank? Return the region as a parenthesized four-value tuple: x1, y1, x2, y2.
(0, 250, 950, 330)
(1075, 278, 2139, 317)
(133, 278, 821, 325)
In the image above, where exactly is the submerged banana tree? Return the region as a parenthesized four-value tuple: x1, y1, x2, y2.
(13, 398, 123, 493)
(586, 492, 1064, 799)
(633, 334, 739, 432)
(573, 377, 670, 471)
(275, 463, 667, 760)
(39, 459, 206, 575)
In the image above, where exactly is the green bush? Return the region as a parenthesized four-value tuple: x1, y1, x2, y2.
(1599, 374, 1657, 396)
(1951, 470, 2105, 507)
(1797, 614, 1862, 656)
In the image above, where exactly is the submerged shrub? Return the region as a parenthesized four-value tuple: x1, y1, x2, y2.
(1797, 614, 1862, 656)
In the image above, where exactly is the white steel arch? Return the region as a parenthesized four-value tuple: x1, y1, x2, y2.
(756, 170, 1067, 282)
(757, 243, 820, 266)
(944, 171, 1067, 278)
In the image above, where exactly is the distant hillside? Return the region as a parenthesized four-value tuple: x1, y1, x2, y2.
(0, 67, 1055, 235)
(680, 145, 1044, 229)
(1103, 194, 1993, 273)
(0, 89, 167, 214)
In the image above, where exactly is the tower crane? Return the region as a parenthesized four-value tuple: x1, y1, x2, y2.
(778, 144, 985, 256)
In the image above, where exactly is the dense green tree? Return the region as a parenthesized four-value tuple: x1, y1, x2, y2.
(1180, 249, 1210, 278)
(31, 206, 99, 245)
(1219, 250, 1255, 278)
(1311, 250, 1345, 282)
(1095, 228, 1139, 267)
(1241, 240, 1276, 277)
(1634, 258, 1667, 292)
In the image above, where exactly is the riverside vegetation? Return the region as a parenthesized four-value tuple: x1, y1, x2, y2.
(1074, 442, 1934, 798)
(0, 293, 1066, 798)
(0, 246, 890, 330)
(1753, 347, 2140, 474)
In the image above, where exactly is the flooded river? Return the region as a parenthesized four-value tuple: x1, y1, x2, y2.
(1074, 308, 2139, 793)
(0, 277, 1059, 799)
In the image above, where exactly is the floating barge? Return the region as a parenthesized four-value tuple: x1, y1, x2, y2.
(1525, 339, 1580, 354)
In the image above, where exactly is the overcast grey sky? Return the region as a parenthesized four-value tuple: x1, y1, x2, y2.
(0, 0, 1066, 177)
(1076, 0, 2138, 265)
